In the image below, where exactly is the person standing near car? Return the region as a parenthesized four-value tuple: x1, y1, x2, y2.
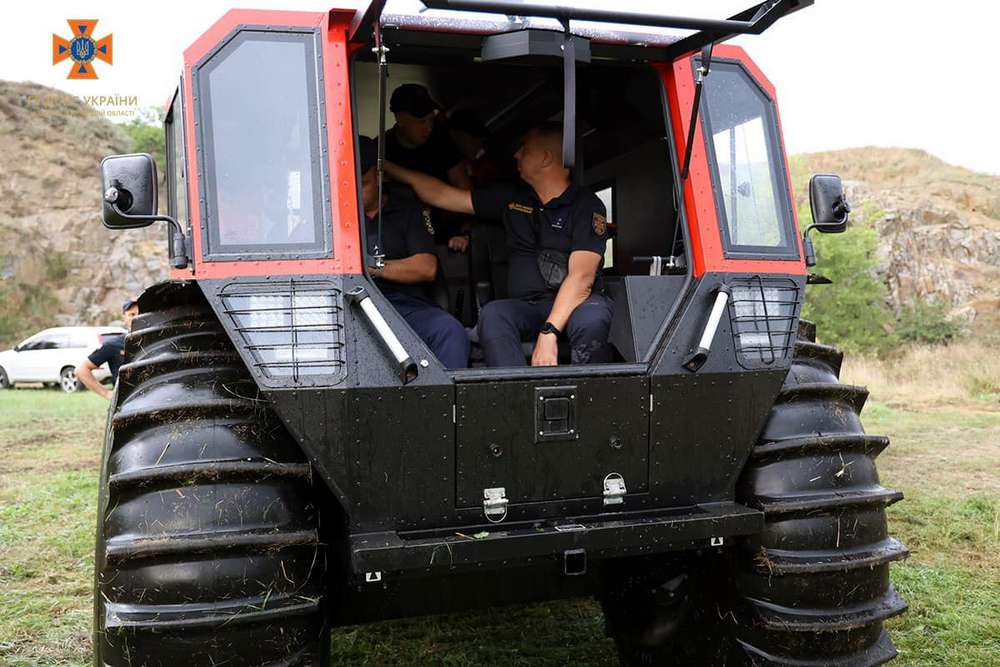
(75, 299, 139, 400)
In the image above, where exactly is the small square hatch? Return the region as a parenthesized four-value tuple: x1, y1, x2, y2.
(536, 386, 577, 443)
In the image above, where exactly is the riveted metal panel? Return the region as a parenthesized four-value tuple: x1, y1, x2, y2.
(456, 376, 649, 507)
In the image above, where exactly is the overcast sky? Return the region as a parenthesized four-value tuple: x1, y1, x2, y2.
(3, 1, 999, 174)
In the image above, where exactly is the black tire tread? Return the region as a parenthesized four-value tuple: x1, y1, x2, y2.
(93, 287, 328, 667)
(734, 320, 907, 666)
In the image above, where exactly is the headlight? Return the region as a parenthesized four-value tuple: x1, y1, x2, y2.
(728, 278, 801, 368)
(220, 282, 345, 381)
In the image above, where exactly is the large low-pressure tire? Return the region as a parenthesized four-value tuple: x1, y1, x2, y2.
(732, 321, 908, 665)
(601, 557, 730, 666)
(93, 295, 330, 666)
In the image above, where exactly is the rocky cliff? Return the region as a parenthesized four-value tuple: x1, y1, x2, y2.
(1, 82, 997, 343)
(794, 148, 1000, 329)
(0, 82, 167, 344)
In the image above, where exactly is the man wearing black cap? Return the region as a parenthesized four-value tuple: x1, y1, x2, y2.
(386, 83, 472, 249)
(75, 298, 139, 400)
(358, 136, 469, 369)
(386, 84, 467, 185)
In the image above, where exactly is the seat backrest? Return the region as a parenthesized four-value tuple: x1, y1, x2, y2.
(584, 138, 677, 276)
(469, 223, 509, 305)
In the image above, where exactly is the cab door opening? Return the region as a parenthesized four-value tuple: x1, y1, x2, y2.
(350, 51, 691, 373)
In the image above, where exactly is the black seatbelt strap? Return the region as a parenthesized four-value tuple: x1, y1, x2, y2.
(561, 19, 576, 169)
(680, 43, 714, 180)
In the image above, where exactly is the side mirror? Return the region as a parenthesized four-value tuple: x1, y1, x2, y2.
(99, 153, 189, 269)
(808, 173, 850, 233)
(101, 153, 158, 229)
(803, 173, 851, 270)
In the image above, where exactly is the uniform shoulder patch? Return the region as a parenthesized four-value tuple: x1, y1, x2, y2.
(508, 202, 534, 214)
(592, 212, 607, 236)
(422, 207, 435, 236)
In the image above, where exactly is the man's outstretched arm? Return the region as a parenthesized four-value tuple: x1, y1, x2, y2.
(384, 161, 475, 215)
(75, 358, 112, 399)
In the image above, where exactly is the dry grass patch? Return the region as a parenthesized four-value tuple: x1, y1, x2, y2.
(842, 340, 1000, 407)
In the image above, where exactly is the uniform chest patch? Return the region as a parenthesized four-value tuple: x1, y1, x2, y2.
(593, 212, 607, 236)
(508, 202, 534, 215)
(550, 215, 566, 230)
(422, 207, 435, 236)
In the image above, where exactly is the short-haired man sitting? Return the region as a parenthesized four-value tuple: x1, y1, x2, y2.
(385, 123, 613, 367)
(359, 136, 469, 369)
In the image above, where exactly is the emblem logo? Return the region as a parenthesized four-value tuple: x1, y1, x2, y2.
(592, 212, 607, 236)
(422, 207, 435, 236)
(508, 202, 535, 215)
(53, 19, 113, 80)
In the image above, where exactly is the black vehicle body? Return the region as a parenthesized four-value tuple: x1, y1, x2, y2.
(94, 2, 907, 664)
(192, 268, 797, 622)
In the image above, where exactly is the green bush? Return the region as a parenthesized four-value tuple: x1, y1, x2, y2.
(0, 282, 60, 348)
(802, 201, 899, 355)
(43, 251, 72, 282)
(895, 298, 961, 345)
(121, 108, 165, 179)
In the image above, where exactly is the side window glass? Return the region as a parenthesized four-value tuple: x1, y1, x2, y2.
(166, 92, 188, 252)
(18, 336, 40, 351)
(198, 31, 328, 258)
(594, 184, 615, 269)
(27, 335, 59, 350)
(701, 61, 797, 258)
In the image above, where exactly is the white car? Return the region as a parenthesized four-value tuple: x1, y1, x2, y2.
(0, 326, 127, 393)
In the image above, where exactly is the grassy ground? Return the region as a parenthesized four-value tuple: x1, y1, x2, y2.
(1, 378, 998, 666)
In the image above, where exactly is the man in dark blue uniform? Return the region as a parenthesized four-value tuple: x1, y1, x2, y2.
(75, 299, 139, 399)
(359, 136, 469, 369)
(384, 123, 612, 367)
(385, 84, 472, 250)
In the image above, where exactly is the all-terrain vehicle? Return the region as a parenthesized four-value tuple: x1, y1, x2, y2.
(94, 1, 907, 664)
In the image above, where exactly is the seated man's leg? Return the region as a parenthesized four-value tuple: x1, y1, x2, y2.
(478, 299, 547, 367)
(387, 294, 470, 369)
(564, 293, 614, 364)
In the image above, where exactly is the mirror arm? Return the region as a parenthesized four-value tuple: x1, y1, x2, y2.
(802, 199, 850, 268)
(105, 185, 189, 269)
(802, 223, 818, 267)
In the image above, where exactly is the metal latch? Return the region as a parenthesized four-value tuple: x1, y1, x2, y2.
(483, 487, 508, 522)
(603, 473, 626, 506)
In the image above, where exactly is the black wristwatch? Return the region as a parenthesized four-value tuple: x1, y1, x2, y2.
(539, 321, 561, 337)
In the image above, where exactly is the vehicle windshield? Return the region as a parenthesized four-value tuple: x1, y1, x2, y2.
(700, 60, 798, 258)
(198, 29, 329, 259)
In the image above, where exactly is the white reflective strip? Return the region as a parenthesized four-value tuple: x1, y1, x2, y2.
(697, 290, 730, 351)
(357, 296, 409, 365)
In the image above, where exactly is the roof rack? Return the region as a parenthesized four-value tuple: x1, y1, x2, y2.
(419, 0, 813, 57)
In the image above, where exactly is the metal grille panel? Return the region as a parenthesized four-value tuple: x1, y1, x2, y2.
(727, 276, 800, 369)
(219, 279, 346, 383)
